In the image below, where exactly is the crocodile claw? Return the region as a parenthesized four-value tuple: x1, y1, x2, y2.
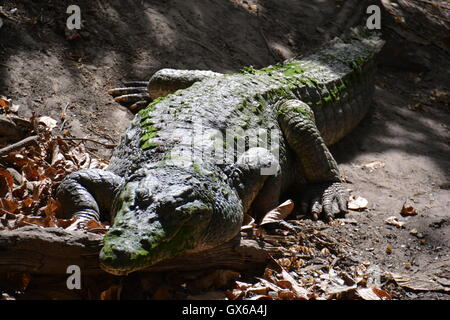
(108, 81, 151, 112)
(300, 182, 348, 222)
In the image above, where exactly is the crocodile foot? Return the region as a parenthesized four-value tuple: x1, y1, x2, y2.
(108, 81, 150, 112)
(299, 182, 348, 222)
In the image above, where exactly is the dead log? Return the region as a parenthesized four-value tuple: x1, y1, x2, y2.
(0, 226, 272, 276)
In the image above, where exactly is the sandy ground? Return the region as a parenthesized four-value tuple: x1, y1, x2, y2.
(0, 0, 449, 299)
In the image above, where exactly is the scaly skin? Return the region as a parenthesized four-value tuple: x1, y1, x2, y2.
(56, 35, 384, 275)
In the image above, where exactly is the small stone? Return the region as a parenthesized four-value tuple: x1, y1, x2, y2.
(386, 244, 393, 254)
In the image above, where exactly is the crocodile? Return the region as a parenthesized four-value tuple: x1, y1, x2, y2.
(56, 34, 384, 276)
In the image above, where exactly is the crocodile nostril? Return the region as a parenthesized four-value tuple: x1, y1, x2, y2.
(108, 228, 123, 237)
(139, 238, 152, 251)
(110, 245, 130, 261)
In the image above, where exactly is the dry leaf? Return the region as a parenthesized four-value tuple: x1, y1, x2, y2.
(277, 289, 295, 299)
(361, 160, 385, 172)
(17, 215, 56, 228)
(371, 288, 392, 300)
(84, 219, 108, 234)
(247, 285, 270, 295)
(43, 167, 58, 179)
(0, 96, 11, 108)
(277, 258, 292, 268)
(0, 168, 14, 197)
(295, 245, 316, 255)
(226, 288, 243, 300)
(276, 280, 293, 289)
(326, 284, 358, 299)
(356, 287, 392, 300)
(256, 277, 283, 292)
(21, 197, 34, 208)
(348, 195, 368, 210)
(234, 281, 253, 290)
(38, 116, 58, 130)
(42, 198, 59, 217)
(391, 273, 450, 292)
(281, 269, 309, 299)
(260, 199, 294, 226)
(56, 217, 76, 229)
(385, 216, 406, 228)
(0, 198, 19, 213)
(22, 164, 41, 181)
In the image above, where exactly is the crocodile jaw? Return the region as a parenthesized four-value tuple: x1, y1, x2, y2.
(99, 219, 207, 275)
(98, 180, 213, 275)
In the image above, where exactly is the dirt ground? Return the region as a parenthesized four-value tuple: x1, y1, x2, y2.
(0, 0, 449, 299)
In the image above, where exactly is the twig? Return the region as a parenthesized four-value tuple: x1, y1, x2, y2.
(0, 135, 39, 157)
(60, 103, 70, 131)
(86, 126, 115, 143)
(259, 27, 279, 62)
(61, 137, 117, 148)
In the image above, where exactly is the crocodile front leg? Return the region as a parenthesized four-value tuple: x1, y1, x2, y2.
(56, 169, 124, 229)
(277, 99, 348, 221)
(231, 147, 282, 219)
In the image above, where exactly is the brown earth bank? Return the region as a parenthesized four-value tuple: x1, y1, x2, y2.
(0, 0, 449, 299)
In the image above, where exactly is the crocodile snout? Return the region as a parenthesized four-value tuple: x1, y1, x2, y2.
(99, 239, 151, 276)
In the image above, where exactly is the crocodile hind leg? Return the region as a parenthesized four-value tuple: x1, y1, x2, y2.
(277, 99, 348, 221)
(109, 69, 222, 112)
(231, 147, 282, 219)
(56, 169, 124, 230)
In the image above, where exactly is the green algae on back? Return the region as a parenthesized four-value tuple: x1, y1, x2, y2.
(240, 61, 306, 77)
(138, 97, 166, 150)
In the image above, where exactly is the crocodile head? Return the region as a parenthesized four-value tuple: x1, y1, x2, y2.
(99, 172, 214, 275)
